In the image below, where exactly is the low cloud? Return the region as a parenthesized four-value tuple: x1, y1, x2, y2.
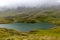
(0, 0, 60, 7)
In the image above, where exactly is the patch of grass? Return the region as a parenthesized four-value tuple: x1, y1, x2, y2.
(0, 26, 60, 40)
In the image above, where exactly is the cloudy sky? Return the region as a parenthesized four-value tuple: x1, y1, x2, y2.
(0, 0, 60, 7)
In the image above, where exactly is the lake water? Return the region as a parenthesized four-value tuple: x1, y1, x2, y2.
(0, 22, 54, 32)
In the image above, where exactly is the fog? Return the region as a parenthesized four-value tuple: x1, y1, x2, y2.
(0, 0, 60, 7)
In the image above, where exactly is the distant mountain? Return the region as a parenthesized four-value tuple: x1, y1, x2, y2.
(0, 4, 60, 17)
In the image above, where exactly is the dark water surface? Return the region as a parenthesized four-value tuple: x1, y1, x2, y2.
(0, 22, 54, 32)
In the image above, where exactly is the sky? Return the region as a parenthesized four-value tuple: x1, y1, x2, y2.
(0, 0, 60, 7)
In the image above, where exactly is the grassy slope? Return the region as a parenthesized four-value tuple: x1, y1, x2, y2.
(3, 9, 60, 25)
(0, 8, 60, 25)
(0, 26, 60, 40)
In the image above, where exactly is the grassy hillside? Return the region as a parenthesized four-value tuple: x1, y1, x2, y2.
(0, 26, 60, 40)
(0, 28, 28, 40)
(3, 9, 60, 25)
(0, 7, 60, 26)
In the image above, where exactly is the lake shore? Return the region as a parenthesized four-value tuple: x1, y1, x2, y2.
(0, 26, 59, 40)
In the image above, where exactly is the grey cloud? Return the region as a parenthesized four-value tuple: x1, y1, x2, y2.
(0, 0, 60, 7)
